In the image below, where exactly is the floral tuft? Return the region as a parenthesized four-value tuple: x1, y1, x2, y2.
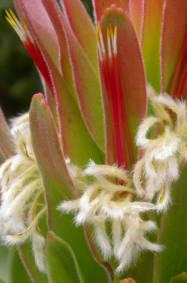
(59, 161, 162, 273)
(0, 113, 47, 273)
(134, 88, 187, 211)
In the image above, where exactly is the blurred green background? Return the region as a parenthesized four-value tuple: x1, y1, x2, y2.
(0, 0, 93, 117)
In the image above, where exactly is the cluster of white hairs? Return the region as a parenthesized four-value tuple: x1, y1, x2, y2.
(0, 113, 46, 273)
(134, 89, 187, 211)
(60, 90, 187, 273)
(59, 161, 162, 273)
(0, 88, 186, 274)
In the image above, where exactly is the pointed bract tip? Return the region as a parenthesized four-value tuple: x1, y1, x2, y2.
(5, 9, 32, 43)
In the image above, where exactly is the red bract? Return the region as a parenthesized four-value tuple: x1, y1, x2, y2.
(12, 0, 148, 170)
(3, 0, 187, 281)
(98, 7, 146, 168)
(10, 0, 187, 168)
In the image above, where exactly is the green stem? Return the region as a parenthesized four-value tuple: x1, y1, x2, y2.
(113, 276, 120, 283)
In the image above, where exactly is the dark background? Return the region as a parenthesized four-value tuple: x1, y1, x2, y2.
(0, 0, 93, 117)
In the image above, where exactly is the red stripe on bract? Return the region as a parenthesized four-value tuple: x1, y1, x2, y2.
(99, 7, 147, 169)
(24, 39, 52, 89)
(100, 52, 133, 168)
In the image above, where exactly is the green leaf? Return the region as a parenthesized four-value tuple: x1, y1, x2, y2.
(9, 248, 31, 283)
(42, 0, 105, 153)
(62, 18, 105, 152)
(43, 56, 104, 165)
(154, 166, 187, 283)
(30, 94, 110, 283)
(18, 243, 48, 283)
(47, 231, 82, 283)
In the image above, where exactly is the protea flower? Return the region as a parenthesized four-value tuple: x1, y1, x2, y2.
(0, 0, 187, 282)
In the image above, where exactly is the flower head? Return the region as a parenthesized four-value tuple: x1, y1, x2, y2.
(59, 161, 162, 273)
(134, 88, 187, 210)
(2, 0, 187, 281)
(0, 113, 46, 272)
